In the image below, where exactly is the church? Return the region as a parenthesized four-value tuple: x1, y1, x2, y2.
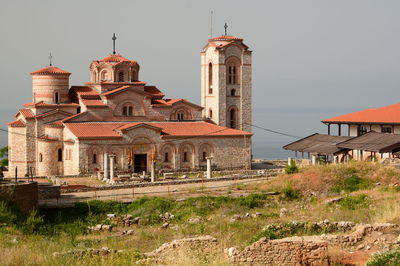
(7, 34, 253, 177)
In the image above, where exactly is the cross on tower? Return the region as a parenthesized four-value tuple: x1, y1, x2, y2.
(224, 23, 228, 35)
(112, 33, 117, 55)
(48, 52, 53, 66)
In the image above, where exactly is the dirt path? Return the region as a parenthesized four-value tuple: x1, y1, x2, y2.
(39, 177, 274, 207)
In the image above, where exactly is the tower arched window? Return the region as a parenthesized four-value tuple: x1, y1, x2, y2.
(131, 70, 137, 82)
(202, 151, 207, 162)
(57, 149, 63, 162)
(209, 109, 213, 118)
(231, 89, 236, 96)
(39, 153, 43, 162)
(93, 154, 97, 164)
(227, 66, 237, 85)
(122, 104, 133, 116)
(164, 152, 169, 162)
(118, 71, 124, 82)
(183, 152, 188, 162)
(229, 108, 237, 129)
(208, 63, 213, 94)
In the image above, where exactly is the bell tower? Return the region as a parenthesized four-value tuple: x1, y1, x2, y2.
(200, 31, 252, 132)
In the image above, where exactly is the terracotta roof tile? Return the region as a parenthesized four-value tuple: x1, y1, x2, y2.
(99, 54, 137, 64)
(322, 103, 400, 124)
(70, 86, 99, 96)
(7, 120, 26, 127)
(65, 121, 252, 139)
(81, 99, 107, 107)
(18, 109, 35, 119)
(23, 101, 79, 107)
(209, 35, 243, 41)
(30, 66, 71, 75)
(144, 86, 165, 98)
(101, 86, 131, 96)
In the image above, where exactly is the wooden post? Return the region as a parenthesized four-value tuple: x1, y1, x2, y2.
(338, 124, 341, 136)
(15, 167, 17, 182)
(328, 124, 331, 135)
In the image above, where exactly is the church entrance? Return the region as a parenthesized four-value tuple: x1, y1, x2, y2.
(134, 154, 147, 173)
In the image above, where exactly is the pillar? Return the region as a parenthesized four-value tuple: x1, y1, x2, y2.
(104, 153, 109, 179)
(109, 155, 115, 181)
(311, 155, 316, 165)
(151, 162, 155, 183)
(206, 157, 212, 179)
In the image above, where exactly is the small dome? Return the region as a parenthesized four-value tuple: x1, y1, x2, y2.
(30, 66, 71, 75)
(208, 35, 243, 42)
(99, 54, 137, 65)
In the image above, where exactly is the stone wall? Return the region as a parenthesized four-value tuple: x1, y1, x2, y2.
(38, 184, 61, 199)
(229, 237, 329, 266)
(0, 181, 38, 214)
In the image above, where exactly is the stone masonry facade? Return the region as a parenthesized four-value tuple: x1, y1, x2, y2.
(7, 34, 253, 177)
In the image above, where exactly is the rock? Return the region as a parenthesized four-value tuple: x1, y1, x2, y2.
(107, 214, 117, 218)
(280, 208, 288, 217)
(102, 224, 113, 231)
(122, 229, 134, 235)
(227, 247, 238, 257)
(325, 197, 344, 204)
(10, 238, 18, 244)
(133, 217, 141, 224)
(181, 175, 188, 179)
(356, 244, 365, 250)
(161, 222, 170, 229)
(188, 217, 202, 224)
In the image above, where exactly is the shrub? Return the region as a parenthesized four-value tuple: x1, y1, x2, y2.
(337, 194, 370, 210)
(0, 201, 18, 225)
(21, 210, 44, 234)
(367, 249, 400, 266)
(285, 159, 299, 174)
(331, 174, 370, 193)
(281, 183, 300, 200)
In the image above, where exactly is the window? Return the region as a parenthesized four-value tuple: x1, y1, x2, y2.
(128, 106, 133, 116)
(39, 153, 43, 162)
(57, 149, 63, 162)
(101, 70, 108, 81)
(118, 71, 124, 82)
(164, 152, 169, 162)
(93, 154, 97, 164)
(208, 63, 213, 94)
(183, 152, 188, 162)
(230, 109, 236, 129)
(230, 89, 236, 96)
(177, 112, 185, 120)
(131, 70, 137, 82)
(77, 107, 81, 114)
(202, 151, 207, 162)
(227, 66, 237, 85)
(209, 109, 213, 118)
(382, 126, 392, 133)
(122, 105, 133, 116)
(358, 126, 368, 136)
(54, 92, 59, 104)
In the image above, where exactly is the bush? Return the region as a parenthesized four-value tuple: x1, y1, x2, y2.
(0, 201, 18, 225)
(367, 249, 400, 266)
(337, 194, 370, 210)
(331, 174, 370, 193)
(281, 183, 300, 200)
(21, 210, 44, 234)
(285, 159, 299, 174)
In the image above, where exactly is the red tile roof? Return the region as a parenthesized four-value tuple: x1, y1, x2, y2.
(30, 66, 71, 75)
(70, 86, 99, 96)
(23, 101, 79, 107)
(209, 35, 243, 41)
(7, 120, 26, 127)
(322, 103, 400, 124)
(101, 85, 131, 96)
(18, 109, 35, 119)
(81, 99, 107, 107)
(144, 86, 165, 98)
(65, 121, 252, 139)
(99, 54, 137, 64)
(152, 99, 202, 109)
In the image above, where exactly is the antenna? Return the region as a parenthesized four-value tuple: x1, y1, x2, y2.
(48, 52, 53, 66)
(112, 33, 117, 54)
(224, 23, 228, 36)
(210, 11, 213, 38)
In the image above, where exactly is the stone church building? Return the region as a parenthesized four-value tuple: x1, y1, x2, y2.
(7, 34, 253, 177)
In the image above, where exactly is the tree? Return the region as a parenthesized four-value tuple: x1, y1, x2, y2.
(0, 146, 8, 167)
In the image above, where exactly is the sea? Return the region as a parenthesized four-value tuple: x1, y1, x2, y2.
(0, 106, 359, 160)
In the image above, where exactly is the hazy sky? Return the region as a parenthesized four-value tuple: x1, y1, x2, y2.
(1, 0, 399, 157)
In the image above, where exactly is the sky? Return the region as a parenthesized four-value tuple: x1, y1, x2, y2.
(0, 0, 399, 158)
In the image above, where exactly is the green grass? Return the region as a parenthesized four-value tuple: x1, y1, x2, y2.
(331, 174, 370, 193)
(337, 194, 371, 210)
(367, 249, 400, 266)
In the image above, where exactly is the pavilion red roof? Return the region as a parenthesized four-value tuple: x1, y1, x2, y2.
(322, 103, 400, 124)
(23, 101, 79, 108)
(30, 66, 71, 75)
(7, 120, 26, 127)
(17, 109, 35, 119)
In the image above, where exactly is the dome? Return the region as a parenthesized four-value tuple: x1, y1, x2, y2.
(30, 66, 71, 75)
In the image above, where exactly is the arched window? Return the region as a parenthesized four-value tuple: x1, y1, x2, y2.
(183, 152, 188, 162)
(209, 109, 213, 118)
(231, 89, 236, 96)
(128, 106, 133, 116)
(122, 105, 133, 116)
(77, 107, 81, 114)
(208, 63, 213, 94)
(131, 70, 137, 82)
(57, 149, 63, 162)
(164, 152, 169, 162)
(39, 153, 43, 162)
(54, 92, 59, 104)
(118, 71, 124, 82)
(101, 70, 108, 81)
(202, 152, 207, 162)
(93, 154, 97, 164)
(227, 66, 237, 85)
(177, 111, 185, 121)
(122, 106, 128, 116)
(230, 109, 236, 129)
